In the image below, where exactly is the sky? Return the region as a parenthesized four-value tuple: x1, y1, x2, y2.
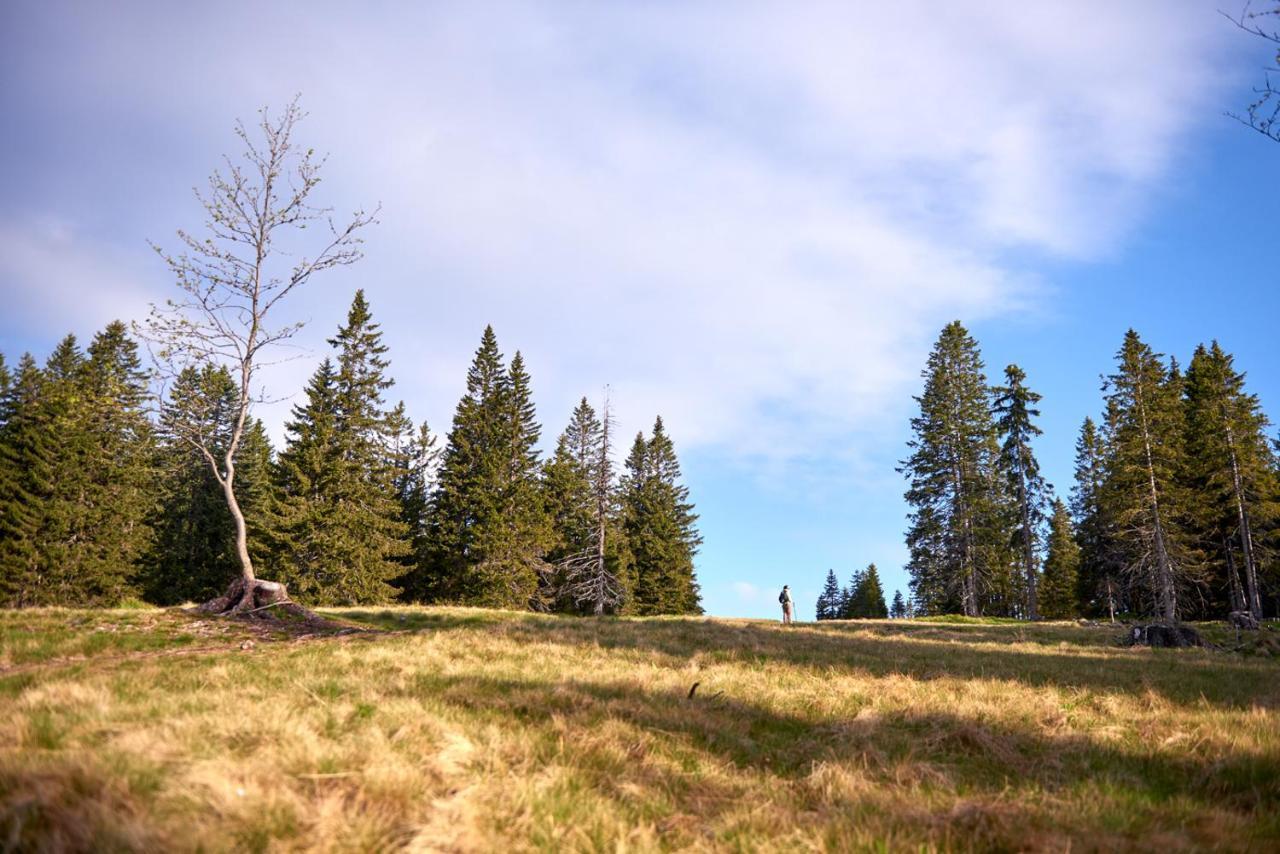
(2, 1, 1277, 619)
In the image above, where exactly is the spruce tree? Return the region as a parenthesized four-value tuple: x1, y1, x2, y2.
(0, 354, 52, 605)
(545, 396, 629, 614)
(0, 326, 155, 606)
(852, 563, 889, 618)
(387, 406, 441, 601)
(1039, 499, 1080, 619)
(993, 364, 1050, 619)
(622, 417, 702, 615)
(274, 292, 410, 605)
(1095, 332, 1192, 622)
(901, 322, 1010, 616)
(1070, 417, 1123, 620)
(1100, 331, 1191, 620)
(816, 568, 841, 620)
(1183, 342, 1277, 620)
(427, 328, 550, 608)
(890, 589, 907, 619)
(839, 568, 865, 618)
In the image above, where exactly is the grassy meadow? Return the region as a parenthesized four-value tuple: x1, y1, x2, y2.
(1, 607, 1278, 852)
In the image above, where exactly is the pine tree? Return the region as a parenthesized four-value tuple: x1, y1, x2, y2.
(547, 396, 629, 615)
(428, 328, 550, 608)
(1070, 417, 1122, 620)
(816, 568, 841, 620)
(901, 322, 1010, 616)
(623, 417, 702, 615)
(839, 568, 864, 618)
(0, 354, 52, 605)
(890, 589, 907, 619)
(1039, 499, 1080, 619)
(387, 406, 441, 601)
(273, 292, 410, 605)
(851, 563, 889, 618)
(993, 364, 1050, 619)
(1098, 331, 1194, 620)
(1183, 342, 1277, 620)
(0, 326, 155, 606)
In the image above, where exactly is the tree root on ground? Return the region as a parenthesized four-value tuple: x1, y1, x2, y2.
(197, 578, 357, 635)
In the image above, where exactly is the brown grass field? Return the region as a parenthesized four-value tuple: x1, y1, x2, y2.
(1, 606, 1278, 852)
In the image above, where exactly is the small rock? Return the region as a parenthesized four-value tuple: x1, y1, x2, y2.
(240, 640, 255, 651)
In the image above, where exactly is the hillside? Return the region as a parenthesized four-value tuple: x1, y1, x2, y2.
(2, 608, 1278, 852)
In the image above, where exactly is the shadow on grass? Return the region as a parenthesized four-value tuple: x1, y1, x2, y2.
(401, 668, 1280, 844)
(332, 609, 1280, 711)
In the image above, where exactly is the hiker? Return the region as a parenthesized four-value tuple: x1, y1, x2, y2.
(779, 585, 794, 625)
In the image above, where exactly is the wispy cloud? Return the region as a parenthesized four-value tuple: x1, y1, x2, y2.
(0, 1, 1234, 464)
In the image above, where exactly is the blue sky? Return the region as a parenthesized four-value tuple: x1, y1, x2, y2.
(2, 2, 1277, 618)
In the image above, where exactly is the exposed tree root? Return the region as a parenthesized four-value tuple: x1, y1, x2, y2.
(197, 578, 356, 635)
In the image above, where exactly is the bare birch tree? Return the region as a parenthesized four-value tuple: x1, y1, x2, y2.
(139, 98, 376, 614)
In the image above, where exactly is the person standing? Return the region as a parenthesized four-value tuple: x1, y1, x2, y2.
(779, 585, 794, 625)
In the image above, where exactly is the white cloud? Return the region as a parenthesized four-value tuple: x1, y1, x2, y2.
(0, 1, 1235, 466)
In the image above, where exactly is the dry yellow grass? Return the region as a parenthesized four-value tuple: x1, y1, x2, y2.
(1, 607, 1278, 852)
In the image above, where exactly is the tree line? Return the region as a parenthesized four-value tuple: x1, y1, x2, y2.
(0, 293, 702, 615)
(899, 321, 1277, 622)
(814, 564, 891, 620)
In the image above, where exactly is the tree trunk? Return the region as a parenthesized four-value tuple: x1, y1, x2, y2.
(1016, 454, 1038, 620)
(1224, 420, 1263, 620)
(1136, 388, 1177, 621)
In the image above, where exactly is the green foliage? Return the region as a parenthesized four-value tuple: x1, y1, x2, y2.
(1070, 417, 1125, 619)
(815, 569, 841, 620)
(1099, 331, 1193, 620)
(542, 397, 630, 614)
(1039, 500, 1080, 619)
(890, 590, 907, 619)
(272, 292, 410, 605)
(622, 418, 702, 615)
(423, 327, 551, 608)
(993, 363, 1050, 619)
(1182, 342, 1277, 620)
(0, 324, 155, 606)
(837, 564, 888, 619)
(144, 365, 274, 604)
(902, 321, 1013, 617)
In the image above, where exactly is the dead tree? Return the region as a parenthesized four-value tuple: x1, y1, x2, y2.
(558, 392, 626, 615)
(140, 98, 376, 615)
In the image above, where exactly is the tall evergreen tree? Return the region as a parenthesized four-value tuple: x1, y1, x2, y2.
(849, 563, 889, 618)
(427, 328, 549, 608)
(0, 354, 53, 605)
(545, 396, 629, 614)
(1039, 499, 1080, 619)
(1070, 417, 1123, 620)
(387, 405, 441, 601)
(993, 364, 1050, 619)
(273, 292, 410, 604)
(622, 417, 702, 615)
(901, 322, 1010, 616)
(890, 589, 907, 619)
(1099, 331, 1192, 620)
(816, 568, 841, 620)
(0, 325, 155, 605)
(1183, 342, 1277, 620)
